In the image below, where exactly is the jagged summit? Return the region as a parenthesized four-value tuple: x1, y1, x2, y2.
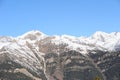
(17, 30, 47, 40)
(0, 30, 120, 53)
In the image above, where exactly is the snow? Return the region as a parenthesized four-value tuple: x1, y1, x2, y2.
(1, 31, 120, 54)
(51, 31, 120, 53)
(17, 30, 47, 41)
(0, 36, 14, 49)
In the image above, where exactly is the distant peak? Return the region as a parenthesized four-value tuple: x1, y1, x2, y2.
(93, 31, 108, 36)
(23, 30, 45, 35)
(17, 30, 47, 40)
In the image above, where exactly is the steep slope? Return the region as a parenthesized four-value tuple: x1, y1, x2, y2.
(0, 30, 120, 80)
(89, 50, 120, 80)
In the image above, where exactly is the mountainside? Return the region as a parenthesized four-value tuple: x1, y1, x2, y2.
(0, 30, 120, 80)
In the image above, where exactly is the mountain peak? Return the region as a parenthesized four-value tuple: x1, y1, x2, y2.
(17, 30, 47, 40)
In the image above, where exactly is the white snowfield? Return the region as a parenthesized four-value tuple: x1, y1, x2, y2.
(0, 30, 120, 54)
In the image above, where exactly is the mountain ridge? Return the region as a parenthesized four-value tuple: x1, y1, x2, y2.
(1, 30, 120, 53)
(0, 30, 120, 80)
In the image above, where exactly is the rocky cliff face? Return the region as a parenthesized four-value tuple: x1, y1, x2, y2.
(0, 31, 120, 80)
(89, 50, 120, 80)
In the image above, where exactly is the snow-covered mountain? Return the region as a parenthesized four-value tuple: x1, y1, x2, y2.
(0, 30, 120, 80)
(16, 30, 120, 52)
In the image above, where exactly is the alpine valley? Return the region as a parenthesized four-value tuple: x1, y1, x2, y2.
(0, 30, 120, 80)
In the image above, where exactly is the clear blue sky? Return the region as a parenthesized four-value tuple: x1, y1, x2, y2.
(0, 0, 120, 37)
